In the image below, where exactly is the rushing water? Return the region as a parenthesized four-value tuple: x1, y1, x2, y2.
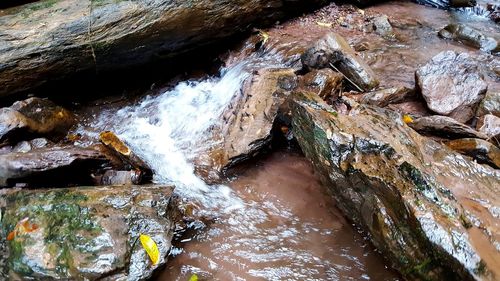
(76, 50, 399, 280)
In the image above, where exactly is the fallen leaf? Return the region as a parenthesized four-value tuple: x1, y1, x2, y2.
(316, 21, 332, 28)
(403, 114, 414, 124)
(257, 30, 269, 46)
(6, 217, 38, 241)
(189, 274, 199, 281)
(139, 233, 160, 265)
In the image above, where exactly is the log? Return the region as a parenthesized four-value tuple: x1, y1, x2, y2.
(0, 0, 329, 98)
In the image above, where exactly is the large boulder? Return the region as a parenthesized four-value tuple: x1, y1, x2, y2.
(196, 68, 297, 179)
(291, 91, 499, 280)
(0, 0, 329, 98)
(301, 32, 379, 91)
(0, 185, 177, 280)
(0, 145, 108, 187)
(416, 51, 488, 123)
(0, 98, 75, 146)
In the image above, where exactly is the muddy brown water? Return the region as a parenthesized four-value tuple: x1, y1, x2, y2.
(158, 151, 400, 280)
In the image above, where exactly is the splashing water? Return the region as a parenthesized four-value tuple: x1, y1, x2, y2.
(77, 52, 283, 211)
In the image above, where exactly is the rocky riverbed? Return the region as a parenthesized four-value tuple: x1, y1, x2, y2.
(0, 0, 499, 280)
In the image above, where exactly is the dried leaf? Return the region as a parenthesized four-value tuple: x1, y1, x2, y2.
(6, 217, 38, 241)
(258, 30, 269, 45)
(316, 21, 332, 28)
(139, 233, 160, 266)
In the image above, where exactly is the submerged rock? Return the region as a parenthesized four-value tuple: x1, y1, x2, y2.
(0, 98, 75, 146)
(372, 15, 394, 38)
(0, 145, 108, 187)
(299, 68, 343, 100)
(439, 23, 499, 53)
(356, 86, 415, 107)
(301, 32, 379, 91)
(0, 185, 177, 280)
(291, 91, 499, 280)
(477, 91, 500, 117)
(416, 51, 488, 123)
(445, 138, 500, 168)
(409, 115, 487, 139)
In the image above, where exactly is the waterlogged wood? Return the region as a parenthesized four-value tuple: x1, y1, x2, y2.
(0, 0, 329, 98)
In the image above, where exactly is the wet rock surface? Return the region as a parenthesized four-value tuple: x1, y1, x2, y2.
(99, 131, 153, 182)
(409, 115, 487, 139)
(477, 91, 500, 117)
(299, 68, 343, 100)
(0, 0, 330, 98)
(301, 32, 379, 91)
(0, 145, 109, 187)
(0, 98, 75, 146)
(354, 86, 416, 107)
(476, 114, 500, 144)
(439, 23, 499, 53)
(198, 68, 297, 178)
(445, 138, 500, 168)
(291, 91, 500, 281)
(0, 185, 177, 280)
(416, 51, 488, 123)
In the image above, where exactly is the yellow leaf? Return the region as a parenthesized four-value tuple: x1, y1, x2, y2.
(316, 21, 332, 28)
(258, 30, 269, 45)
(139, 233, 160, 265)
(403, 114, 414, 124)
(188, 274, 199, 281)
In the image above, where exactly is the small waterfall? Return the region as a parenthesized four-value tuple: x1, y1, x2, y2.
(78, 52, 283, 211)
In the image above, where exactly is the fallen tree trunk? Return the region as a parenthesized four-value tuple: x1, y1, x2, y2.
(0, 0, 330, 98)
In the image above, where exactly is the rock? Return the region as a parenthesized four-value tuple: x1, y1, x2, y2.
(357, 86, 415, 107)
(291, 91, 500, 280)
(0, 0, 330, 98)
(0, 98, 75, 146)
(0, 185, 177, 280)
(99, 131, 153, 182)
(477, 92, 500, 117)
(409, 115, 488, 139)
(372, 15, 394, 38)
(98, 170, 144, 185)
(11, 138, 52, 153)
(438, 23, 499, 53)
(301, 32, 379, 91)
(445, 138, 500, 168)
(387, 100, 433, 117)
(0, 145, 109, 187)
(476, 114, 500, 142)
(299, 68, 343, 100)
(416, 51, 488, 123)
(198, 68, 297, 179)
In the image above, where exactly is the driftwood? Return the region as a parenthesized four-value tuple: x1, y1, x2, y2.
(0, 0, 329, 98)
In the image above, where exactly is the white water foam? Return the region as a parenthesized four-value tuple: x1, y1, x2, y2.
(77, 53, 282, 211)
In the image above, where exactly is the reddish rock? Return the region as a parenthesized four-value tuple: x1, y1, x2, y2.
(416, 51, 488, 123)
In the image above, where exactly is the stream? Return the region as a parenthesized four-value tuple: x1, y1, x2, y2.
(70, 1, 500, 280)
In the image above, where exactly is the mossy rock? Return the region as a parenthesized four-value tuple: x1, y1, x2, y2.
(0, 185, 176, 280)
